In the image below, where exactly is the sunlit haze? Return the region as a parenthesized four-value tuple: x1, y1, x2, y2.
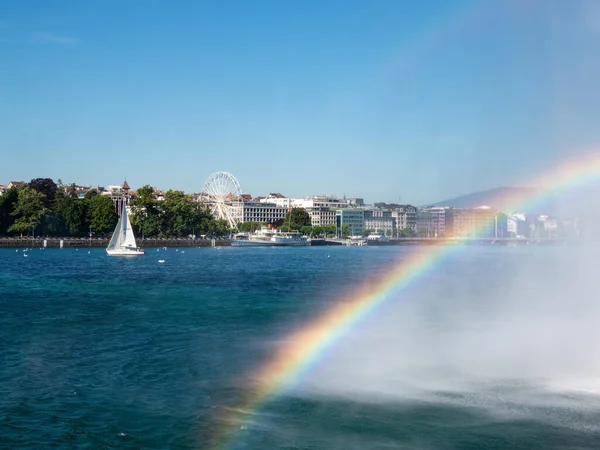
(2, 0, 600, 204)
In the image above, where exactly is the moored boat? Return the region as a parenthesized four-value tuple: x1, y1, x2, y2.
(366, 233, 390, 246)
(231, 226, 310, 247)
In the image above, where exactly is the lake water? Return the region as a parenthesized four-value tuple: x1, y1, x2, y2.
(2, 244, 600, 449)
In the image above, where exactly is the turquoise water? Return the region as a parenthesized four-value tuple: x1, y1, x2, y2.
(1, 245, 600, 449)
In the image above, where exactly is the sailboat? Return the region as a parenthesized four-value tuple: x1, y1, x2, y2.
(106, 201, 145, 256)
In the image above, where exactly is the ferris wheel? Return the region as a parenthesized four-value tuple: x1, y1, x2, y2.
(202, 171, 243, 228)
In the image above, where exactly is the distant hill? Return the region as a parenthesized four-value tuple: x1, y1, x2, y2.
(424, 187, 541, 211)
(423, 186, 595, 217)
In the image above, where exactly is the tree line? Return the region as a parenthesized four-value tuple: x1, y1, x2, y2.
(0, 178, 230, 238)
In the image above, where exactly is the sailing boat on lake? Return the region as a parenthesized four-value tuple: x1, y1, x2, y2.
(106, 202, 145, 256)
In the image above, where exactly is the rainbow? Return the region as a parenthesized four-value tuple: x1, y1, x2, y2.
(207, 148, 600, 449)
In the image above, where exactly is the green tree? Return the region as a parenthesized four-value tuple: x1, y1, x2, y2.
(39, 212, 67, 236)
(87, 195, 118, 234)
(209, 218, 231, 237)
(192, 203, 218, 237)
(129, 185, 161, 237)
(57, 195, 89, 235)
(341, 224, 350, 238)
(300, 225, 313, 236)
(84, 189, 99, 200)
(237, 221, 268, 232)
(322, 225, 337, 237)
(161, 190, 197, 237)
(8, 186, 48, 235)
(399, 227, 415, 237)
(28, 178, 58, 208)
(0, 187, 19, 235)
(282, 207, 311, 231)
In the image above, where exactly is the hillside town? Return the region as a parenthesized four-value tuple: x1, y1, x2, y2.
(0, 174, 583, 242)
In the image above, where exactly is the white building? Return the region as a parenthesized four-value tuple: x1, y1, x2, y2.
(102, 181, 130, 216)
(260, 195, 352, 227)
(241, 202, 288, 224)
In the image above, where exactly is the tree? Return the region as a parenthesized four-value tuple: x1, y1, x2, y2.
(282, 207, 311, 231)
(8, 186, 48, 235)
(57, 195, 88, 235)
(341, 224, 350, 238)
(0, 187, 19, 235)
(129, 185, 161, 237)
(300, 225, 313, 236)
(399, 227, 415, 237)
(237, 221, 264, 232)
(87, 195, 118, 234)
(28, 178, 58, 208)
(84, 189, 99, 200)
(210, 218, 231, 237)
(161, 190, 197, 237)
(39, 212, 67, 236)
(322, 225, 336, 237)
(191, 203, 217, 236)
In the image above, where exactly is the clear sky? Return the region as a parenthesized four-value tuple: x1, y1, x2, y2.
(1, 0, 599, 204)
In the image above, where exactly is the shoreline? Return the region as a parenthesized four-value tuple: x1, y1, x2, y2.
(0, 238, 230, 248)
(0, 237, 581, 248)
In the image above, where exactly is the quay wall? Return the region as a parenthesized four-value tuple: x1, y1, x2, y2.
(0, 238, 231, 248)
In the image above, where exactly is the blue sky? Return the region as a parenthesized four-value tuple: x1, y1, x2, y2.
(1, 0, 599, 204)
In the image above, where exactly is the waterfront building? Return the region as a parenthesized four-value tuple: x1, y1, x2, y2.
(391, 205, 418, 235)
(534, 215, 559, 239)
(450, 206, 498, 238)
(261, 195, 352, 227)
(240, 202, 288, 224)
(336, 209, 365, 236)
(364, 209, 396, 236)
(417, 207, 450, 237)
(507, 217, 518, 237)
(510, 213, 530, 238)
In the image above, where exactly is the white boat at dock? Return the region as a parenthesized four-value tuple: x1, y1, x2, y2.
(231, 226, 310, 247)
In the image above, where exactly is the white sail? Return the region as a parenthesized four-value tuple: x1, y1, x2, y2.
(122, 206, 137, 249)
(106, 201, 144, 256)
(107, 208, 125, 251)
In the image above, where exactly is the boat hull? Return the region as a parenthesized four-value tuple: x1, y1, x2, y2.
(231, 240, 310, 247)
(106, 249, 145, 256)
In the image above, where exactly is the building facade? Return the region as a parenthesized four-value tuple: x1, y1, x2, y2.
(261, 196, 351, 227)
(336, 209, 365, 236)
(363, 209, 396, 236)
(102, 181, 130, 216)
(417, 207, 450, 237)
(240, 202, 288, 224)
(392, 205, 418, 235)
(450, 207, 498, 238)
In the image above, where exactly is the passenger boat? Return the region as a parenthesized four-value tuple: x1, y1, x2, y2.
(231, 226, 310, 247)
